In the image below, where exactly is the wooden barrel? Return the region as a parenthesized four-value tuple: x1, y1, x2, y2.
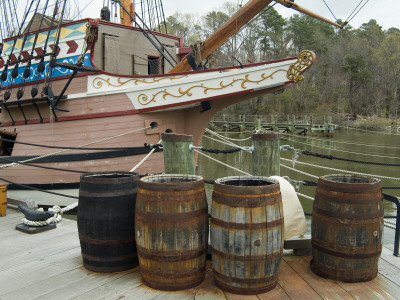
(311, 174, 384, 282)
(210, 176, 284, 295)
(135, 174, 208, 291)
(77, 171, 139, 272)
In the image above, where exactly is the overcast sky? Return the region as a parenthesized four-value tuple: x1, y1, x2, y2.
(161, 0, 399, 30)
(16, 0, 398, 31)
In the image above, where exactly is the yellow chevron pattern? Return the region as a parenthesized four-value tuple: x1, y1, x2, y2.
(2, 21, 88, 54)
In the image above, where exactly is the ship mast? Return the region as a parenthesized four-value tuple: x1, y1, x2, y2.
(169, 0, 274, 73)
(120, 0, 134, 26)
(274, 0, 344, 29)
(169, 0, 344, 74)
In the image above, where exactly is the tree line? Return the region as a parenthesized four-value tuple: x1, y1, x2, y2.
(162, 3, 400, 119)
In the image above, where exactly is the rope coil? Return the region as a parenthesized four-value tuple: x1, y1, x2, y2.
(22, 202, 78, 227)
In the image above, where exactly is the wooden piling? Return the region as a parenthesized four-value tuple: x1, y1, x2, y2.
(161, 133, 195, 175)
(251, 132, 280, 176)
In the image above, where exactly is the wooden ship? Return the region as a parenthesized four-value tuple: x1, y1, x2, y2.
(0, 0, 343, 205)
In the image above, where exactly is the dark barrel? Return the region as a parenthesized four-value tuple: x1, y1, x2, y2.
(77, 171, 139, 272)
(311, 174, 384, 282)
(210, 176, 284, 295)
(135, 174, 208, 291)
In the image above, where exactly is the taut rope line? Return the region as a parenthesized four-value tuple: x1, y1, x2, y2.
(130, 139, 162, 172)
(0, 126, 152, 170)
(281, 158, 400, 181)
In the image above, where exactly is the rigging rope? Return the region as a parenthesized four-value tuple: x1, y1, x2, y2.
(301, 150, 400, 167)
(0, 137, 150, 151)
(281, 157, 400, 181)
(195, 149, 251, 176)
(321, 0, 337, 21)
(191, 145, 248, 154)
(43, 0, 68, 109)
(205, 128, 253, 142)
(203, 134, 250, 151)
(344, 126, 400, 136)
(1, 0, 36, 87)
(282, 135, 400, 161)
(280, 163, 319, 179)
(0, 125, 152, 169)
(0, 156, 85, 173)
(130, 139, 162, 172)
(345, 0, 370, 24)
(281, 132, 400, 150)
(0, 175, 78, 199)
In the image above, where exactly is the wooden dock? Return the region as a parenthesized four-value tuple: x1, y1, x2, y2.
(209, 115, 336, 135)
(1, 208, 400, 300)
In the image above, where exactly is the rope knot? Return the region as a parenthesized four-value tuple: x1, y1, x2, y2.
(49, 205, 62, 215)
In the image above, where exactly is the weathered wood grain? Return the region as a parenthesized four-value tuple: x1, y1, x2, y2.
(278, 259, 323, 300)
(283, 255, 353, 299)
(1, 209, 400, 299)
(251, 132, 280, 176)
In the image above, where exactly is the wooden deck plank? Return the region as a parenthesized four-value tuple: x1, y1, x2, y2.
(3, 264, 134, 300)
(2, 256, 82, 297)
(381, 246, 400, 269)
(0, 215, 77, 247)
(257, 284, 291, 300)
(283, 255, 353, 300)
(224, 292, 258, 300)
(1, 209, 400, 299)
(338, 275, 400, 300)
(0, 209, 23, 224)
(0, 232, 80, 270)
(194, 269, 226, 300)
(1, 248, 81, 294)
(0, 228, 77, 253)
(149, 288, 198, 300)
(73, 269, 144, 300)
(277, 258, 322, 300)
(378, 258, 400, 287)
(114, 283, 165, 300)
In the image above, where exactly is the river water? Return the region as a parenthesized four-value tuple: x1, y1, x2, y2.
(196, 127, 400, 216)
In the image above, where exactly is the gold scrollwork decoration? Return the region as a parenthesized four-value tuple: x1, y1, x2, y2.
(138, 68, 288, 105)
(286, 50, 316, 83)
(92, 75, 188, 89)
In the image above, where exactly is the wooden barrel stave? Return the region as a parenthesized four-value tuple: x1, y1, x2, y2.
(210, 176, 284, 295)
(78, 171, 139, 273)
(135, 174, 208, 291)
(311, 174, 383, 282)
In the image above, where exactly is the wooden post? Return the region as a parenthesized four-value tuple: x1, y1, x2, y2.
(161, 133, 194, 175)
(255, 119, 262, 131)
(0, 185, 7, 217)
(251, 132, 280, 176)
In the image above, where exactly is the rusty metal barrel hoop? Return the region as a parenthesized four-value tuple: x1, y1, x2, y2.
(210, 176, 284, 295)
(78, 171, 139, 272)
(135, 174, 208, 291)
(311, 174, 384, 282)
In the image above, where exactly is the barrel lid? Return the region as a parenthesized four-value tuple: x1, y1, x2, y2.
(214, 176, 280, 195)
(252, 132, 280, 141)
(161, 133, 193, 142)
(139, 174, 204, 191)
(318, 174, 382, 193)
(80, 171, 139, 184)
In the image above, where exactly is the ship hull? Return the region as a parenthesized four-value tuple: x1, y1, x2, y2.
(0, 18, 315, 206)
